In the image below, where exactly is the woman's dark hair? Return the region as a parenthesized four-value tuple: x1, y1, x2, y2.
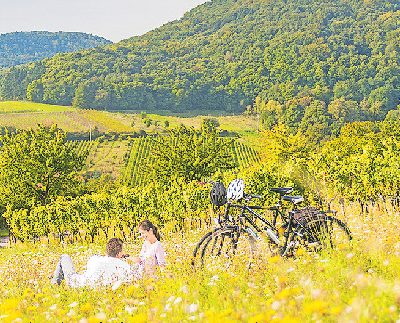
(138, 220, 161, 240)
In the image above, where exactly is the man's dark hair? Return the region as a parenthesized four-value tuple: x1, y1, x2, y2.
(106, 238, 124, 257)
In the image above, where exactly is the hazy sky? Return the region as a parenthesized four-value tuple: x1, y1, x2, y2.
(0, 0, 208, 43)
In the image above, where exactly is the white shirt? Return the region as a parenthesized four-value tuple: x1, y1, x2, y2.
(137, 240, 166, 278)
(67, 255, 131, 288)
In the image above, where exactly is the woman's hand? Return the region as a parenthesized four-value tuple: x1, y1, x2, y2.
(130, 256, 141, 264)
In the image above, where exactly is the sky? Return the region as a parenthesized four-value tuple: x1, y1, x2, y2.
(0, 0, 208, 43)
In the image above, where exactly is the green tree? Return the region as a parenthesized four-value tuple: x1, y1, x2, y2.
(147, 122, 236, 183)
(0, 124, 88, 213)
(202, 117, 220, 129)
(262, 123, 312, 170)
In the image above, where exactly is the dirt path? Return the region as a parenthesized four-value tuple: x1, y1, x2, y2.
(0, 235, 10, 248)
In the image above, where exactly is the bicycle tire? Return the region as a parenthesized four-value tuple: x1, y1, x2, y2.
(200, 226, 257, 272)
(282, 214, 352, 257)
(191, 228, 220, 268)
(318, 215, 352, 249)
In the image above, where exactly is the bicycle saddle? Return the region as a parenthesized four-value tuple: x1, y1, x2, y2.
(270, 187, 293, 195)
(282, 196, 304, 205)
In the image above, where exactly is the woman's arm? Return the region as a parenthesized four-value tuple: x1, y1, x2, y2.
(155, 243, 167, 267)
(131, 256, 141, 264)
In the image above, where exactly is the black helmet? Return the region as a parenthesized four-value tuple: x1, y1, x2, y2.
(209, 181, 227, 206)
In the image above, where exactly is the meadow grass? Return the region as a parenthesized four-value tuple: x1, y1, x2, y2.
(0, 203, 400, 322)
(0, 101, 75, 114)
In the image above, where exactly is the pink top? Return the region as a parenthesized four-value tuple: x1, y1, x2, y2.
(137, 240, 166, 278)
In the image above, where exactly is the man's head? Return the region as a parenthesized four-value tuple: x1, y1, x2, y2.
(106, 238, 124, 257)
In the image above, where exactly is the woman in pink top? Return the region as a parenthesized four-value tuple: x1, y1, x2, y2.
(129, 220, 166, 279)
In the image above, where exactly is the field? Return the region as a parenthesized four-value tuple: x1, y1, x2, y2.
(0, 103, 260, 144)
(0, 102, 133, 134)
(0, 203, 400, 322)
(112, 113, 262, 150)
(0, 101, 75, 114)
(122, 138, 261, 186)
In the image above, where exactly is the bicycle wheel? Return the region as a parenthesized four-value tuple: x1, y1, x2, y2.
(282, 214, 352, 257)
(316, 215, 352, 250)
(200, 226, 257, 272)
(191, 228, 219, 268)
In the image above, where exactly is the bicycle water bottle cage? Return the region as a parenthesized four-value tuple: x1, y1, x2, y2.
(227, 179, 245, 200)
(270, 187, 293, 195)
(282, 196, 304, 206)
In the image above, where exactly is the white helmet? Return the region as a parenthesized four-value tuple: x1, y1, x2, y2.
(227, 179, 245, 200)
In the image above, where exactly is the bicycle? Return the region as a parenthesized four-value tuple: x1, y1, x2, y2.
(193, 179, 352, 271)
(192, 180, 294, 269)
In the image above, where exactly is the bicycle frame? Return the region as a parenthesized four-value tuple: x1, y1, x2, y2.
(223, 198, 288, 237)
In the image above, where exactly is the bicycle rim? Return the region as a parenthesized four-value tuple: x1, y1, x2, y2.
(316, 215, 352, 250)
(282, 215, 352, 257)
(200, 227, 256, 273)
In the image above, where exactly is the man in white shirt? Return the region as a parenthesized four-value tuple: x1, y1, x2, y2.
(51, 238, 131, 288)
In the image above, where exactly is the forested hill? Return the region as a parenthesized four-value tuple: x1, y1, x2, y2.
(0, 31, 112, 68)
(1, 0, 400, 136)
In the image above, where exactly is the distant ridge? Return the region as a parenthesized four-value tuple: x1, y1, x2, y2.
(0, 0, 400, 128)
(0, 31, 112, 68)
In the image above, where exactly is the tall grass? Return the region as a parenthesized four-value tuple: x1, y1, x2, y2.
(0, 203, 399, 322)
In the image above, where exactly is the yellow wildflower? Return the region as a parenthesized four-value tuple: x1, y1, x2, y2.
(249, 313, 264, 323)
(269, 256, 280, 264)
(81, 303, 94, 313)
(303, 300, 328, 313)
(276, 288, 291, 300)
(26, 305, 37, 311)
(330, 306, 342, 315)
(272, 317, 300, 323)
(0, 298, 19, 313)
(1, 311, 22, 323)
(218, 309, 233, 318)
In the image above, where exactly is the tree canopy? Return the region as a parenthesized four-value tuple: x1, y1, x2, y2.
(0, 125, 88, 212)
(0, 31, 112, 69)
(147, 121, 236, 183)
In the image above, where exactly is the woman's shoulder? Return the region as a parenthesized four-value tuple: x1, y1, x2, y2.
(150, 240, 164, 249)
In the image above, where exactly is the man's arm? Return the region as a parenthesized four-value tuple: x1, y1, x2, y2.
(124, 256, 141, 264)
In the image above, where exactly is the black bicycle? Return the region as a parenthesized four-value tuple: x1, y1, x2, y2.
(193, 181, 352, 271)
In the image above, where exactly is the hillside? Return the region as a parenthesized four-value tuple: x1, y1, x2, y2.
(0, 101, 133, 137)
(1, 0, 400, 141)
(0, 31, 112, 69)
